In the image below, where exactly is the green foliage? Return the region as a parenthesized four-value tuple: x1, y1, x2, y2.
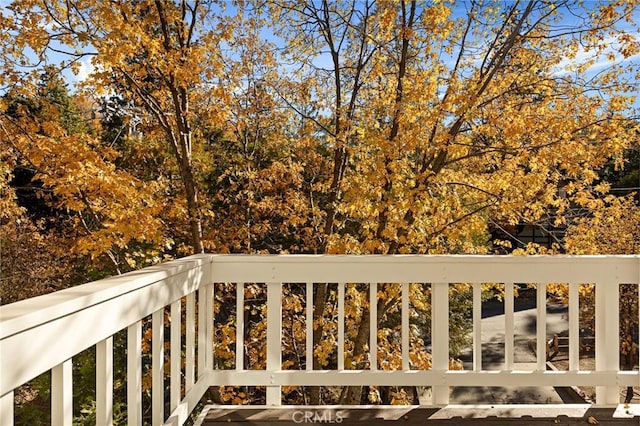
(14, 373, 51, 426)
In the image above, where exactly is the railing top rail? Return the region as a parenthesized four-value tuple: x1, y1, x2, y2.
(2, 254, 638, 341)
(210, 254, 640, 260)
(0, 254, 212, 340)
(208, 254, 640, 284)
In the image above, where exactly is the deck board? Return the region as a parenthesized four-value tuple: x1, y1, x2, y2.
(200, 405, 640, 425)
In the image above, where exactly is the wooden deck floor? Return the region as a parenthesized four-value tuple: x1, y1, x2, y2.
(199, 405, 640, 425)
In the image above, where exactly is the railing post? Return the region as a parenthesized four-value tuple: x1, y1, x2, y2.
(96, 337, 114, 426)
(595, 280, 619, 405)
(266, 282, 282, 405)
(127, 321, 142, 426)
(1, 391, 13, 426)
(431, 282, 449, 405)
(51, 359, 73, 426)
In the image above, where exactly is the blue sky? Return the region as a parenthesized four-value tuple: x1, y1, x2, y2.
(1, 0, 638, 106)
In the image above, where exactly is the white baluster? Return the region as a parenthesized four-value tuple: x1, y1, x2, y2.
(432, 282, 449, 405)
(170, 300, 181, 411)
(370, 283, 377, 371)
(185, 293, 195, 391)
(152, 309, 164, 426)
(1, 391, 14, 426)
(536, 283, 547, 371)
(504, 283, 514, 370)
(338, 283, 345, 371)
(266, 282, 282, 405)
(306, 282, 313, 371)
(402, 282, 409, 371)
(52, 359, 72, 426)
(127, 322, 142, 426)
(595, 280, 619, 404)
(96, 337, 113, 426)
(473, 283, 482, 371)
(568, 283, 579, 371)
(204, 284, 214, 371)
(198, 288, 206, 378)
(236, 283, 245, 371)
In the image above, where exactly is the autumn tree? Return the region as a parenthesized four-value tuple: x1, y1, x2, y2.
(265, 0, 640, 403)
(203, 8, 317, 253)
(1, 75, 82, 304)
(3, 0, 639, 408)
(563, 193, 639, 403)
(0, 0, 243, 254)
(1, 76, 171, 274)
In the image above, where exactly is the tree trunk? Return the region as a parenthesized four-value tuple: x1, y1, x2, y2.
(180, 159, 204, 253)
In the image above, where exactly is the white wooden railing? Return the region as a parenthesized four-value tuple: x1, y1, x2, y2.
(1, 254, 639, 425)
